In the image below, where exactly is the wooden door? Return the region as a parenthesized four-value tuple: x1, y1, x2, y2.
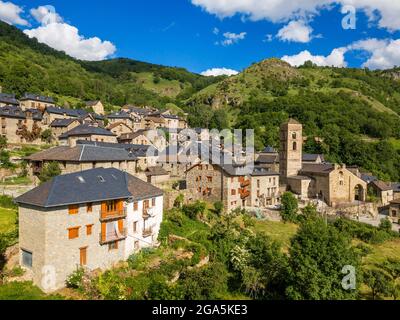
(80, 247, 87, 266)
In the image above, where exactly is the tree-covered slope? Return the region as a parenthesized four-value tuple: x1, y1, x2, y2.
(0, 21, 221, 110)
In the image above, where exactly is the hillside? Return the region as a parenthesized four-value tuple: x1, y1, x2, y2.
(0, 21, 221, 111)
(184, 59, 400, 181)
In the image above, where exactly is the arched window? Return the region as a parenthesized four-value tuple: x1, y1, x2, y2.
(293, 142, 297, 151)
(339, 171, 344, 186)
(292, 132, 297, 140)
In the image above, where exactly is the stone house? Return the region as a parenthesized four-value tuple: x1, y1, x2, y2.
(15, 168, 164, 292)
(58, 124, 117, 147)
(107, 122, 133, 137)
(186, 161, 280, 212)
(50, 119, 81, 138)
(26, 144, 138, 180)
(20, 93, 55, 111)
(107, 111, 133, 127)
(42, 107, 81, 126)
(368, 180, 394, 206)
(118, 130, 152, 145)
(85, 101, 105, 115)
(0, 106, 43, 144)
(389, 199, 400, 223)
(145, 166, 170, 185)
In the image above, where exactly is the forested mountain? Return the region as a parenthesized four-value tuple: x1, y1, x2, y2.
(0, 21, 222, 111)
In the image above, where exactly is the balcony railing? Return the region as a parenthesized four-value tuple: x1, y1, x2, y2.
(143, 227, 153, 238)
(100, 208, 127, 222)
(99, 228, 127, 245)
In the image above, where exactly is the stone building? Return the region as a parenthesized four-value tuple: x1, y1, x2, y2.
(0, 92, 19, 107)
(145, 166, 170, 185)
(118, 130, 152, 145)
(280, 119, 367, 207)
(85, 100, 105, 115)
(26, 144, 138, 180)
(107, 111, 133, 127)
(0, 106, 43, 144)
(16, 168, 163, 292)
(107, 122, 133, 137)
(58, 124, 117, 147)
(49, 119, 81, 138)
(368, 180, 394, 206)
(389, 199, 400, 223)
(20, 93, 55, 111)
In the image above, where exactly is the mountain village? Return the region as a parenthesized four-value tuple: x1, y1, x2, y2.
(0, 89, 399, 293)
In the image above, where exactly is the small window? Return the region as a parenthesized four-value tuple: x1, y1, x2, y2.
(207, 176, 213, 182)
(86, 225, 93, 236)
(292, 132, 297, 139)
(133, 221, 138, 233)
(87, 203, 93, 213)
(21, 249, 32, 268)
(152, 198, 156, 207)
(257, 180, 260, 188)
(134, 202, 139, 211)
(68, 205, 79, 215)
(109, 242, 118, 251)
(293, 142, 297, 151)
(134, 241, 140, 250)
(68, 227, 80, 240)
(231, 189, 236, 196)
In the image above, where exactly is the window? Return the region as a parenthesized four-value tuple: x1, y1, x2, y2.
(293, 142, 297, 151)
(152, 198, 156, 207)
(257, 180, 260, 188)
(106, 200, 117, 212)
(134, 202, 139, 211)
(21, 249, 32, 268)
(68, 227, 80, 240)
(109, 242, 118, 251)
(231, 177, 234, 183)
(86, 225, 93, 236)
(392, 210, 397, 217)
(87, 203, 93, 213)
(80, 247, 87, 266)
(68, 205, 79, 215)
(207, 176, 213, 182)
(134, 241, 140, 250)
(257, 190, 260, 197)
(231, 189, 236, 196)
(292, 132, 297, 139)
(133, 221, 138, 233)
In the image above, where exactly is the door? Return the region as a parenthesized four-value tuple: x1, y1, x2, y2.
(80, 247, 87, 266)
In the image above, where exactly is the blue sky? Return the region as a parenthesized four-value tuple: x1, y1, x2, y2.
(2, 0, 400, 74)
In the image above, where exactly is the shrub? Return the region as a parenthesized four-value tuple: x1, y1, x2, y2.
(66, 267, 85, 289)
(280, 192, 299, 222)
(38, 162, 61, 183)
(379, 218, 392, 233)
(213, 201, 224, 215)
(0, 195, 17, 209)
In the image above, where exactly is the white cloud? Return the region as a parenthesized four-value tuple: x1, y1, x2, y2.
(217, 31, 247, 46)
(191, 0, 400, 31)
(201, 68, 239, 76)
(282, 48, 348, 67)
(213, 27, 219, 35)
(264, 34, 274, 42)
(277, 20, 314, 43)
(23, 6, 116, 61)
(349, 38, 400, 69)
(0, 0, 28, 25)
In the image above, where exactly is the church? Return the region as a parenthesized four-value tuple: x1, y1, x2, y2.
(279, 119, 367, 207)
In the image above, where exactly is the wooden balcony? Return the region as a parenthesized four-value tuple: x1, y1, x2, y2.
(240, 179, 251, 188)
(240, 190, 250, 199)
(99, 228, 127, 245)
(100, 208, 127, 222)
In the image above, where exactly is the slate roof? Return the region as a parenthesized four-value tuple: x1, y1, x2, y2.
(300, 163, 335, 175)
(0, 93, 19, 105)
(145, 166, 169, 176)
(251, 166, 280, 176)
(76, 140, 159, 157)
(107, 111, 131, 119)
(261, 146, 277, 154)
(26, 145, 137, 162)
(361, 174, 378, 184)
(46, 106, 80, 117)
(371, 180, 393, 192)
(302, 154, 325, 162)
(50, 118, 78, 128)
(59, 124, 115, 139)
(0, 106, 42, 120)
(123, 106, 153, 115)
(15, 168, 163, 208)
(255, 154, 279, 164)
(108, 122, 133, 130)
(21, 93, 54, 103)
(391, 183, 400, 193)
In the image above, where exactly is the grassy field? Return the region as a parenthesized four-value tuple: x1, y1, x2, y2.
(253, 220, 298, 250)
(0, 207, 17, 234)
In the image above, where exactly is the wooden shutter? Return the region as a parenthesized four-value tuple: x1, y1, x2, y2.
(86, 225, 93, 236)
(117, 200, 123, 212)
(80, 247, 87, 266)
(118, 220, 124, 233)
(101, 223, 106, 242)
(68, 205, 79, 215)
(68, 227, 80, 239)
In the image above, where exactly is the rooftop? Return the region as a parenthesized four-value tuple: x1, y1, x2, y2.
(21, 93, 54, 103)
(15, 168, 163, 208)
(0, 93, 19, 105)
(50, 118, 78, 128)
(0, 105, 42, 120)
(76, 140, 158, 157)
(59, 124, 115, 139)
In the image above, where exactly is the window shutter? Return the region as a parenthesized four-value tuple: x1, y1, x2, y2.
(101, 223, 106, 242)
(118, 220, 124, 233)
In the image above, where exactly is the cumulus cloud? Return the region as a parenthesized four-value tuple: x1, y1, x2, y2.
(349, 38, 400, 69)
(277, 20, 314, 43)
(23, 6, 116, 61)
(217, 31, 247, 46)
(201, 68, 239, 76)
(0, 0, 28, 25)
(282, 48, 348, 67)
(191, 0, 400, 31)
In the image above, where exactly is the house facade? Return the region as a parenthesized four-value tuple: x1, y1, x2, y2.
(16, 168, 163, 292)
(58, 124, 117, 147)
(20, 93, 55, 111)
(86, 101, 105, 115)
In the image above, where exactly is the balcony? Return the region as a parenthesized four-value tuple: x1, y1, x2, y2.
(240, 179, 251, 188)
(240, 190, 250, 199)
(100, 208, 127, 222)
(99, 228, 127, 245)
(143, 227, 154, 238)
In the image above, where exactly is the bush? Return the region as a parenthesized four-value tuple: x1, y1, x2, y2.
(182, 201, 206, 220)
(38, 162, 61, 183)
(66, 268, 85, 289)
(213, 201, 224, 215)
(0, 195, 17, 209)
(280, 192, 299, 222)
(379, 218, 392, 233)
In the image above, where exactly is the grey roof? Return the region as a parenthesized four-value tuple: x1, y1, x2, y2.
(123, 106, 153, 115)
(0, 93, 19, 105)
(107, 111, 131, 119)
(391, 183, 400, 193)
(26, 145, 137, 162)
(302, 154, 325, 162)
(251, 166, 280, 176)
(15, 168, 163, 208)
(370, 180, 393, 192)
(361, 174, 378, 184)
(76, 140, 158, 157)
(46, 106, 80, 117)
(59, 124, 115, 139)
(0, 105, 42, 120)
(256, 154, 279, 164)
(21, 93, 54, 103)
(262, 146, 277, 153)
(300, 163, 335, 175)
(50, 118, 78, 127)
(145, 166, 169, 176)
